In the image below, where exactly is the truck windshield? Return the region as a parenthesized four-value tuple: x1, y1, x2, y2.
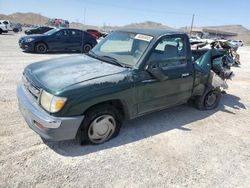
(90, 31, 153, 67)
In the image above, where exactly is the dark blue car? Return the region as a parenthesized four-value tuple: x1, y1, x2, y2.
(19, 28, 97, 53)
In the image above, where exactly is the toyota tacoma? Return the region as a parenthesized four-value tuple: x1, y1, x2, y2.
(17, 29, 232, 144)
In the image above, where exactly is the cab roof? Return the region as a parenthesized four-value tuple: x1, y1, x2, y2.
(117, 28, 185, 38)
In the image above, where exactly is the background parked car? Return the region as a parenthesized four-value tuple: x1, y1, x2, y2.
(24, 26, 53, 35)
(229, 40, 244, 47)
(19, 28, 97, 53)
(86, 29, 102, 39)
(0, 20, 13, 34)
(12, 23, 22, 33)
(0, 21, 8, 34)
(0, 20, 13, 31)
(48, 18, 69, 28)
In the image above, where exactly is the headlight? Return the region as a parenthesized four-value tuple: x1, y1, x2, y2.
(25, 38, 34, 42)
(40, 90, 67, 113)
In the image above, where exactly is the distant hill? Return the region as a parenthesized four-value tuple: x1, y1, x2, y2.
(0, 12, 49, 25)
(1, 12, 249, 44)
(70, 22, 100, 30)
(0, 12, 99, 29)
(123, 21, 174, 30)
(203, 25, 250, 44)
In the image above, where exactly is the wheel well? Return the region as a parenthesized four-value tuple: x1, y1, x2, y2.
(83, 43, 92, 47)
(84, 100, 126, 119)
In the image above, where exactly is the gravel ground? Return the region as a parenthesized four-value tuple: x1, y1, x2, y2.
(0, 33, 250, 188)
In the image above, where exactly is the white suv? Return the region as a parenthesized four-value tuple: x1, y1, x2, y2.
(229, 40, 244, 47)
(0, 20, 13, 34)
(0, 20, 8, 34)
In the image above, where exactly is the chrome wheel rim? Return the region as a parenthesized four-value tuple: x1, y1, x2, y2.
(37, 44, 46, 53)
(88, 115, 116, 144)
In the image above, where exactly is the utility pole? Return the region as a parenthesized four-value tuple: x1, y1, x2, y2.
(39, 13, 41, 25)
(190, 14, 195, 36)
(83, 8, 86, 25)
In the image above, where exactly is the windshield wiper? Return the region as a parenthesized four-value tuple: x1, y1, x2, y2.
(87, 51, 129, 68)
(100, 55, 127, 68)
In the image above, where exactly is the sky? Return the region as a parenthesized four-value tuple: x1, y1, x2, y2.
(0, 0, 249, 29)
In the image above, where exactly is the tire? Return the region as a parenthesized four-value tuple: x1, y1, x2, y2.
(235, 54, 240, 65)
(77, 104, 122, 145)
(195, 87, 221, 110)
(13, 28, 19, 33)
(35, 42, 47, 54)
(82, 43, 92, 53)
(0, 29, 2, 34)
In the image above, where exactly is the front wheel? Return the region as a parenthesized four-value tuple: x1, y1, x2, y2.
(195, 88, 222, 110)
(77, 105, 122, 145)
(35, 43, 47, 54)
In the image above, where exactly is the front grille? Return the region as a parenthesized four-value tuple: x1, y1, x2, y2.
(22, 74, 41, 100)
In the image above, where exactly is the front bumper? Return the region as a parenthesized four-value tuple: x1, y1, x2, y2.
(18, 40, 34, 51)
(16, 84, 84, 141)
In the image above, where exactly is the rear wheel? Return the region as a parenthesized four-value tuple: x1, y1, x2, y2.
(13, 28, 19, 33)
(82, 43, 92, 53)
(35, 43, 47, 54)
(77, 105, 122, 145)
(0, 29, 2, 34)
(195, 88, 221, 110)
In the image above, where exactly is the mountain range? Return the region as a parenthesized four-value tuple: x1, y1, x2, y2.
(1, 12, 249, 44)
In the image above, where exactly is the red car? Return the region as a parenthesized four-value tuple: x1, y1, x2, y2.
(86, 29, 102, 39)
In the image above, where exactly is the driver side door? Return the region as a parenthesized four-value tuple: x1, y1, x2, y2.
(47, 30, 71, 51)
(136, 35, 194, 115)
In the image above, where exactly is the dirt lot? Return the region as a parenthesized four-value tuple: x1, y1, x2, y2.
(0, 33, 250, 188)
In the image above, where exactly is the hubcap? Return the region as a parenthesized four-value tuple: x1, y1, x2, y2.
(37, 44, 46, 53)
(88, 115, 116, 144)
(205, 92, 217, 107)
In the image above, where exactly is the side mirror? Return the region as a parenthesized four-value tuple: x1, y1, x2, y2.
(146, 61, 168, 81)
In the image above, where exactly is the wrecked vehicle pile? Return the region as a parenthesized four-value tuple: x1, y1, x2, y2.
(191, 43, 234, 82)
(191, 39, 241, 66)
(213, 40, 241, 66)
(17, 29, 235, 144)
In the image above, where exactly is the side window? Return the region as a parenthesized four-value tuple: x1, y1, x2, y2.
(149, 36, 186, 68)
(59, 30, 70, 37)
(71, 30, 81, 36)
(55, 31, 63, 36)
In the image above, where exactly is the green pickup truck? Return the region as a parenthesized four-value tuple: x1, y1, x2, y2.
(17, 29, 231, 144)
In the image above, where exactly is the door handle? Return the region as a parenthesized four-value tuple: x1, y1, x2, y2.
(181, 73, 190, 77)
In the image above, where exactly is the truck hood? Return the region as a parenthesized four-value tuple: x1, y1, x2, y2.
(25, 54, 127, 93)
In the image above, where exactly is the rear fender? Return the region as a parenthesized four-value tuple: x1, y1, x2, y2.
(208, 71, 228, 89)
